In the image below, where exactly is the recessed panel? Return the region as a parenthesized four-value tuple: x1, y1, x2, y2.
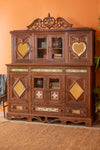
(17, 43, 29, 57)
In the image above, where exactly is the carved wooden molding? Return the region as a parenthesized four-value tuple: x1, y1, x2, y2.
(27, 13, 73, 30)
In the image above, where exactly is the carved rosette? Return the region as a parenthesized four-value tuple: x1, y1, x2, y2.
(27, 13, 73, 30)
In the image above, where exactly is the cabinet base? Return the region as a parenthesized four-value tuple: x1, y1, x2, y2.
(7, 112, 93, 126)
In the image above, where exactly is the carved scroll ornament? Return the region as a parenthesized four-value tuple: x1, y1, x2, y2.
(27, 13, 73, 30)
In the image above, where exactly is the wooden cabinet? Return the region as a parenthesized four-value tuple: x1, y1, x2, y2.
(7, 14, 95, 126)
(35, 33, 65, 62)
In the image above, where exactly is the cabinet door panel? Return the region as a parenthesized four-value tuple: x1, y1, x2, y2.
(31, 75, 46, 104)
(66, 73, 88, 106)
(47, 75, 63, 105)
(50, 34, 65, 62)
(9, 74, 29, 103)
(35, 34, 49, 61)
(67, 31, 93, 65)
(35, 33, 65, 63)
(12, 33, 34, 62)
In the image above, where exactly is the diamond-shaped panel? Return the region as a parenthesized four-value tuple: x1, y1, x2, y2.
(70, 82, 84, 100)
(14, 81, 25, 97)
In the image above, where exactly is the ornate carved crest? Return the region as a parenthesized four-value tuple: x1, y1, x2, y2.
(27, 13, 73, 30)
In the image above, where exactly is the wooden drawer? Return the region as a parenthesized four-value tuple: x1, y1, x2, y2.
(9, 103, 28, 113)
(31, 105, 63, 116)
(66, 107, 87, 117)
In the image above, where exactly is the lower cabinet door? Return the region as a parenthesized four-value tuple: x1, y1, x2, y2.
(65, 69, 89, 106)
(31, 75, 46, 104)
(47, 75, 63, 105)
(31, 75, 63, 106)
(65, 67, 91, 118)
(9, 73, 29, 103)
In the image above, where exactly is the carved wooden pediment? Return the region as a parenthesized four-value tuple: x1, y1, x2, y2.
(27, 13, 73, 30)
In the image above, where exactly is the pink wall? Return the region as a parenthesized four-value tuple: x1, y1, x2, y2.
(0, 0, 99, 74)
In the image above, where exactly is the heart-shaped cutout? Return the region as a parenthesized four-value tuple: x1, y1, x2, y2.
(72, 42, 86, 56)
(17, 43, 29, 57)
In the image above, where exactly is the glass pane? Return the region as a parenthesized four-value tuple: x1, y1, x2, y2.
(37, 38, 47, 58)
(49, 78, 60, 89)
(37, 50, 47, 58)
(52, 38, 62, 48)
(52, 38, 63, 59)
(34, 78, 43, 88)
(52, 49, 62, 59)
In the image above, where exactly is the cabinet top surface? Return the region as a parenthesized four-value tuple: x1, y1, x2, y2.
(10, 27, 95, 34)
(6, 63, 94, 67)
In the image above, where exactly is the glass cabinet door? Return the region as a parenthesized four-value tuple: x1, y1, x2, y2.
(35, 35, 48, 59)
(35, 34, 65, 62)
(52, 37, 63, 60)
(47, 76, 62, 105)
(32, 76, 46, 104)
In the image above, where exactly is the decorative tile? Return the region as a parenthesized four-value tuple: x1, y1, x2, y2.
(31, 68, 62, 73)
(35, 90, 43, 99)
(13, 80, 25, 97)
(70, 82, 84, 100)
(72, 42, 86, 56)
(51, 91, 59, 100)
(16, 106, 23, 110)
(72, 109, 80, 114)
(35, 107, 60, 112)
(10, 68, 28, 72)
(66, 69, 87, 73)
(17, 43, 29, 57)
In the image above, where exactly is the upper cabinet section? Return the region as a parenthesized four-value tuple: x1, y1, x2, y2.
(10, 32, 34, 63)
(10, 13, 95, 65)
(66, 29, 95, 66)
(35, 33, 65, 62)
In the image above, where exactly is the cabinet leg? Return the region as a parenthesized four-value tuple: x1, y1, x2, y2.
(62, 119, 66, 125)
(27, 116, 32, 122)
(7, 113, 12, 120)
(86, 120, 92, 127)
